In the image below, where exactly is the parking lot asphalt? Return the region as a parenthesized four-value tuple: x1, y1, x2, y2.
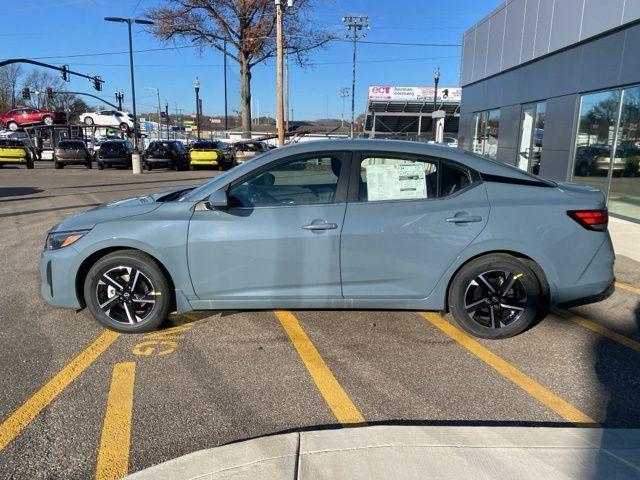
(0, 162, 639, 479)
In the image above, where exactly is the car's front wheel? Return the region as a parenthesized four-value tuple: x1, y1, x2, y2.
(448, 254, 542, 339)
(7, 121, 18, 131)
(84, 250, 171, 333)
(84, 116, 94, 126)
(43, 115, 54, 126)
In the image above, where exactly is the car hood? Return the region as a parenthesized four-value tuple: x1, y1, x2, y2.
(50, 186, 193, 232)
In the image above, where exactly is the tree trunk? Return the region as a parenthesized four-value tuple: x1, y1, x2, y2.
(240, 54, 252, 139)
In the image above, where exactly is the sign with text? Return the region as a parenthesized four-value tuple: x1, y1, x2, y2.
(368, 86, 462, 102)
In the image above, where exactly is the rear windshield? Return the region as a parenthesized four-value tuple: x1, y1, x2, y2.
(148, 142, 171, 151)
(58, 141, 84, 149)
(192, 142, 221, 150)
(101, 142, 126, 153)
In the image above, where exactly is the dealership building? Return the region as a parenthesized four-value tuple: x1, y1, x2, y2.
(458, 0, 640, 223)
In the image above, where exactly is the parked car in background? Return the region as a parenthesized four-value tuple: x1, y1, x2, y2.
(144, 140, 189, 171)
(96, 140, 134, 170)
(189, 140, 236, 170)
(40, 140, 614, 338)
(80, 111, 134, 131)
(233, 141, 270, 163)
(0, 138, 34, 168)
(0, 107, 66, 131)
(53, 140, 92, 169)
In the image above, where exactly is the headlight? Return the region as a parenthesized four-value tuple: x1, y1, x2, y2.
(45, 229, 90, 251)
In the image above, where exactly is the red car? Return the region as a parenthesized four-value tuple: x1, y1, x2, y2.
(0, 107, 66, 131)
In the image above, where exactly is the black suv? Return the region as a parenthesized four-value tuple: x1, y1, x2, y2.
(97, 140, 134, 170)
(144, 140, 189, 171)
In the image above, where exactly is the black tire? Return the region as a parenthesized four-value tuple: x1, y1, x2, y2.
(146, 162, 152, 171)
(7, 121, 19, 132)
(97, 162, 104, 170)
(26, 161, 34, 169)
(86, 159, 92, 169)
(54, 159, 63, 169)
(189, 163, 196, 171)
(448, 254, 542, 339)
(43, 115, 53, 126)
(84, 116, 94, 126)
(83, 250, 171, 333)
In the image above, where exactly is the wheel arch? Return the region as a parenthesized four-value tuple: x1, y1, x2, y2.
(75, 246, 176, 309)
(442, 250, 551, 314)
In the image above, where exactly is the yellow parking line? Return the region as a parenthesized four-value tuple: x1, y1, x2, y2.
(95, 362, 136, 480)
(420, 312, 597, 426)
(552, 308, 640, 353)
(615, 281, 640, 296)
(275, 311, 366, 426)
(0, 330, 120, 452)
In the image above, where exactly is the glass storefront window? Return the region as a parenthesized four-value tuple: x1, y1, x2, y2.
(472, 109, 499, 160)
(517, 102, 546, 174)
(572, 86, 640, 222)
(608, 87, 640, 221)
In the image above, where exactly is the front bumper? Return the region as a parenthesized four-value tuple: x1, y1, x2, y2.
(40, 246, 83, 309)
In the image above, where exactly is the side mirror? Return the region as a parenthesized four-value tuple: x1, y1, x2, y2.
(206, 189, 228, 209)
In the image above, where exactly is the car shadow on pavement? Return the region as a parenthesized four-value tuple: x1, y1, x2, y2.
(0, 186, 42, 198)
(593, 300, 640, 478)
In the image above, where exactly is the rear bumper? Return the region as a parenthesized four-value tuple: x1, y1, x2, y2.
(557, 280, 615, 308)
(99, 157, 129, 165)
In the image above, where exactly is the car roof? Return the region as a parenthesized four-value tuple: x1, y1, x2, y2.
(270, 139, 542, 181)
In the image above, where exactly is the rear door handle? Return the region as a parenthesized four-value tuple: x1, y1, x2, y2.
(302, 220, 338, 231)
(445, 215, 483, 223)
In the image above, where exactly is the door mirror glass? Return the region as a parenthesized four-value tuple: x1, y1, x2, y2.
(206, 189, 228, 209)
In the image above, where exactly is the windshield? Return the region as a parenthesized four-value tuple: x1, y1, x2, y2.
(192, 141, 221, 150)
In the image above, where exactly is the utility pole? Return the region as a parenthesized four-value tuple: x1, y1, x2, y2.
(165, 100, 169, 140)
(432, 67, 440, 141)
(115, 90, 124, 111)
(284, 44, 290, 134)
(194, 78, 201, 140)
(338, 87, 350, 127)
(275, 0, 285, 146)
(223, 38, 229, 132)
(145, 87, 162, 141)
(343, 15, 369, 139)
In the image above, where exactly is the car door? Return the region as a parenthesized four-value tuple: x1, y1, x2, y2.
(187, 152, 350, 300)
(340, 152, 490, 299)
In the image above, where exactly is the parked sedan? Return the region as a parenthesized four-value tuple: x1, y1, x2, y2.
(144, 140, 189, 171)
(40, 140, 614, 338)
(80, 110, 134, 131)
(233, 140, 270, 163)
(0, 107, 66, 131)
(53, 139, 92, 169)
(189, 140, 235, 170)
(96, 140, 134, 169)
(0, 139, 34, 168)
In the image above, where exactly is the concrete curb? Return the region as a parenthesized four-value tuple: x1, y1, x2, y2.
(125, 425, 640, 479)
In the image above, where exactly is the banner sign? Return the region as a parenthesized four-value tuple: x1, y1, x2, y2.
(368, 86, 462, 102)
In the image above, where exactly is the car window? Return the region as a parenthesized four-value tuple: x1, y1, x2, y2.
(359, 156, 438, 202)
(228, 155, 343, 208)
(58, 141, 84, 149)
(441, 163, 472, 196)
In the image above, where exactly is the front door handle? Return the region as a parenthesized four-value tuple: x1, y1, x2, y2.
(445, 214, 483, 224)
(302, 219, 338, 231)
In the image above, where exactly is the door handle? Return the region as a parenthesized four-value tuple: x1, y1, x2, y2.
(445, 214, 483, 223)
(302, 220, 338, 231)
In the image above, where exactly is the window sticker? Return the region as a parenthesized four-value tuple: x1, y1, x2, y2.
(366, 162, 427, 201)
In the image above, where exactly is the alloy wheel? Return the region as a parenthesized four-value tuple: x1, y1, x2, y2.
(463, 270, 528, 329)
(95, 266, 157, 325)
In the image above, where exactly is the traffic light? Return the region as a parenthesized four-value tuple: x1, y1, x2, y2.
(22, 88, 30, 100)
(442, 88, 449, 99)
(93, 76, 102, 91)
(61, 65, 69, 82)
(46, 87, 54, 100)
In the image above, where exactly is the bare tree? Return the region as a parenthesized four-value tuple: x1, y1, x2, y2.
(0, 64, 24, 111)
(146, 0, 332, 138)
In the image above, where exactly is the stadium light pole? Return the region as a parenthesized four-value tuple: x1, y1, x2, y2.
(343, 15, 369, 138)
(104, 16, 154, 151)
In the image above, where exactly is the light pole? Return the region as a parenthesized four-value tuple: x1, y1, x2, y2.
(104, 17, 154, 151)
(194, 78, 201, 140)
(343, 15, 369, 139)
(145, 87, 161, 141)
(432, 67, 440, 140)
(223, 38, 229, 132)
(165, 100, 169, 140)
(338, 87, 350, 127)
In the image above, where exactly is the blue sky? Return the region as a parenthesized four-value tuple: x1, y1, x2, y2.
(3, 0, 496, 119)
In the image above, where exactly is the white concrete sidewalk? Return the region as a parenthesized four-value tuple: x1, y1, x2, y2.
(609, 216, 640, 262)
(126, 425, 640, 479)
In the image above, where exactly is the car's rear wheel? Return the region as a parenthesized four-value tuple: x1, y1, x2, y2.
(84, 116, 94, 126)
(86, 158, 92, 169)
(43, 115, 53, 126)
(119, 122, 129, 131)
(97, 161, 104, 170)
(448, 254, 541, 339)
(84, 250, 171, 333)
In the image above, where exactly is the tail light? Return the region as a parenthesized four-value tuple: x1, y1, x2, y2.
(567, 209, 608, 231)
